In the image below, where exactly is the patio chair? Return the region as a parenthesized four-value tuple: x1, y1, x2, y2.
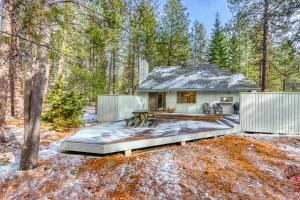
(212, 103, 223, 115)
(233, 102, 239, 114)
(202, 103, 211, 114)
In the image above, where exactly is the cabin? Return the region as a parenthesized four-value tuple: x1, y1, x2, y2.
(136, 63, 260, 114)
(97, 61, 260, 121)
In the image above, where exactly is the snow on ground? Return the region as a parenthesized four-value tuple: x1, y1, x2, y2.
(1, 118, 300, 199)
(225, 114, 240, 121)
(64, 120, 232, 144)
(82, 108, 98, 123)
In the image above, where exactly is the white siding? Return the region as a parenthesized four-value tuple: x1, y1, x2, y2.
(240, 92, 300, 135)
(98, 95, 148, 122)
(166, 91, 240, 114)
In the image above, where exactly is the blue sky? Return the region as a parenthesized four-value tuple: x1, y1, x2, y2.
(159, 0, 232, 34)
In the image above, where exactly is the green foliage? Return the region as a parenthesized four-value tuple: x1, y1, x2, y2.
(191, 21, 207, 65)
(0, 33, 11, 43)
(228, 34, 240, 72)
(208, 13, 230, 68)
(228, 0, 300, 91)
(156, 0, 191, 66)
(273, 38, 300, 91)
(42, 77, 86, 131)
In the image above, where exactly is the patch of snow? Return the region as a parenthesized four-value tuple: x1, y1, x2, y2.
(39, 141, 61, 160)
(241, 133, 300, 140)
(82, 108, 98, 123)
(116, 151, 183, 199)
(152, 66, 180, 74)
(141, 68, 250, 90)
(82, 113, 98, 123)
(5, 130, 15, 139)
(0, 153, 19, 176)
(42, 131, 55, 136)
(227, 73, 246, 87)
(278, 144, 300, 161)
(65, 120, 231, 144)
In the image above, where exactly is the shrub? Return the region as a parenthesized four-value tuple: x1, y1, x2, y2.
(42, 76, 86, 131)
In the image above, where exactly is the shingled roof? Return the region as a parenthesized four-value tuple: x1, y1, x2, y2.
(137, 64, 260, 91)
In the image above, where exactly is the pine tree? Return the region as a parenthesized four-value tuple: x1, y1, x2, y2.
(157, 0, 191, 66)
(273, 38, 300, 91)
(228, 0, 300, 91)
(191, 21, 207, 65)
(228, 33, 240, 72)
(208, 13, 229, 68)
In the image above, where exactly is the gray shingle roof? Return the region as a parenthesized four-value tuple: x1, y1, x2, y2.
(137, 64, 260, 91)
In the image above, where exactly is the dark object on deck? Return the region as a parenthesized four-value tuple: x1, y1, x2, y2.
(202, 103, 211, 114)
(212, 103, 223, 114)
(125, 110, 156, 127)
(233, 102, 239, 114)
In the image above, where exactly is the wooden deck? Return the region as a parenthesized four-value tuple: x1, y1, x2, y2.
(60, 114, 240, 156)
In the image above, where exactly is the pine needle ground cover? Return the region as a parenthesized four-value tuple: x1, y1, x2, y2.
(0, 119, 299, 199)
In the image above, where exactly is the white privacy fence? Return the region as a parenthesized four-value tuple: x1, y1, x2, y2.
(240, 92, 300, 135)
(97, 95, 148, 122)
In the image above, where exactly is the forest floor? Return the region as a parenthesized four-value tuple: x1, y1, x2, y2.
(0, 118, 300, 200)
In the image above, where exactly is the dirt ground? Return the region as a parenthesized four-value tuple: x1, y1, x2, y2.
(0, 119, 299, 200)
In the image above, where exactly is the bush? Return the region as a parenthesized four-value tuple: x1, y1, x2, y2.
(42, 76, 86, 131)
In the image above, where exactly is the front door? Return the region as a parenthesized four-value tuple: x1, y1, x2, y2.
(149, 93, 166, 111)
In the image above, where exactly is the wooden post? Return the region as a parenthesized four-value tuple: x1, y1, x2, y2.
(124, 149, 132, 156)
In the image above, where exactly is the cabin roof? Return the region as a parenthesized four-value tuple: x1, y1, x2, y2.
(137, 64, 260, 92)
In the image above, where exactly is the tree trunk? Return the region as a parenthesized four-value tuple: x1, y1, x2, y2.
(282, 78, 286, 92)
(112, 50, 116, 94)
(108, 54, 113, 94)
(261, 0, 269, 92)
(19, 65, 47, 170)
(10, 0, 23, 118)
(20, 18, 51, 170)
(130, 54, 135, 95)
(0, 0, 12, 143)
(57, 31, 66, 76)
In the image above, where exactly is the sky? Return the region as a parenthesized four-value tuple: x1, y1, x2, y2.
(159, 0, 232, 34)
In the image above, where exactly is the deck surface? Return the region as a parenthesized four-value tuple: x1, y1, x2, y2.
(60, 115, 240, 155)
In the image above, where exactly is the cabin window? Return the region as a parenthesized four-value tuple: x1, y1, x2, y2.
(177, 92, 196, 103)
(220, 96, 233, 103)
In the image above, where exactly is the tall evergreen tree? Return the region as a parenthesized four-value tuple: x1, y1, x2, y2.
(157, 0, 190, 66)
(273, 38, 300, 91)
(191, 21, 207, 65)
(228, 0, 300, 91)
(208, 13, 230, 68)
(228, 33, 240, 72)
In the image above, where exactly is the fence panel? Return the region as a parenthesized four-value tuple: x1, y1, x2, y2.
(98, 95, 148, 122)
(240, 92, 300, 135)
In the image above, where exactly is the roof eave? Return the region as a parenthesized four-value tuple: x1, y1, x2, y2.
(136, 87, 261, 92)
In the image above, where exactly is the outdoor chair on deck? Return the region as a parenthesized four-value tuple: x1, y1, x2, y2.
(202, 103, 211, 114)
(233, 102, 239, 114)
(212, 103, 223, 115)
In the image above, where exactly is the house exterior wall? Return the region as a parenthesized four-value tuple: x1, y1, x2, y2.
(165, 91, 240, 114)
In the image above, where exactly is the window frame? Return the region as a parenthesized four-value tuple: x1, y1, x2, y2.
(220, 96, 234, 103)
(176, 92, 197, 104)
